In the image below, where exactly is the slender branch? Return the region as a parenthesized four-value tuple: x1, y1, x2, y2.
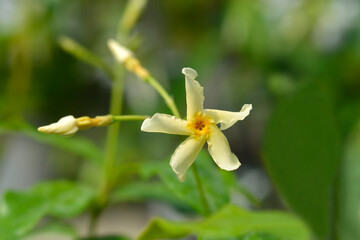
(112, 115, 148, 121)
(192, 163, 211, 216)
(145, 75, 180, 118)
(118, 0, 148, 39)
(235, 183, 262, 208)
(59, 36, 113, 78)
(88, 210, 100, 236)
(104, 67, 125, 191)
(90, 68, 124, 236)
(88, 0, 148, 236)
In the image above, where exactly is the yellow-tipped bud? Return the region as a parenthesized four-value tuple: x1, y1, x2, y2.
(77, 115, 113, 130)
(38, 115, 113, 136)
(107, 39, 149, 79)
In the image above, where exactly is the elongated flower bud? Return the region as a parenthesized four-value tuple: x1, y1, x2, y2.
(108, 39, 133, 62)
(38, 115, 113, 136)
(38, 115, 78, 136)
(108, 39, 149, 79)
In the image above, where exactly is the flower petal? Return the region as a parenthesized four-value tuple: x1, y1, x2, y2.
(141, 113, 192, 135)
(38, 115, 78, 136)
(203, 104, 252, 130)
(207, 125, 241, 171)
(182, 68, 204, 120)
(170, 136, 206, 181)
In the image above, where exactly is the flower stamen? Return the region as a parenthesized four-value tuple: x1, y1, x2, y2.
(187, 113, 212, 137)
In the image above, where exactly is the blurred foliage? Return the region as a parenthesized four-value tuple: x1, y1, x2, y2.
(142, 150, 231, 215)
(138, 204, 310, 240)
(1, 0, 360, 239)
(337, 121, 360, 240)
(264, 82, 340, 238)
(0, 181, 94, 239)
(79, 236, 131, 240)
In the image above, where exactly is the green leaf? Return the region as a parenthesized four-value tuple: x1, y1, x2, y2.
(25, 221, 77, 239)
(143, 150, 231, 215)
(78, 236, 131, 240)
(30, 181, 94, 218)
(199, 232, 282, 240)
(111, 181, 187, 209)
(0, 192, 46, 240)
(138, 204, 310, 240)
(263, 83, 340, 238)
(337, 121, 360, 239)
(0, 120, 103, 165)
(238, 233, 282, 240)
(0, 181, 94, 239)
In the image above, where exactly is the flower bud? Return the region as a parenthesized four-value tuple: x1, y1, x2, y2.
(108, 39, 149, 79)
(77, 115, 113, 130)
(108, 39, 133, 63)
(38, 115, 78, 136)
(93, 115, 113, 127)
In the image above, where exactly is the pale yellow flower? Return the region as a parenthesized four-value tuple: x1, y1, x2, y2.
(141, 68, 252, 181)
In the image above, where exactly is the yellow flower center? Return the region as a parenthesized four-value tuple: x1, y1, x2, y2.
(187, 113, 213, 137)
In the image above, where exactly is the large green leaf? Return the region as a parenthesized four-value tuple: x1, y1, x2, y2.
(30, 181, 95, 218)
(199, 232, 281, 240)
(0, 181, 94, 239)
(238, 233, 281, 240)
(25, 221, 77, 239)
(337, 121, 360, 239)
(138, 204, 310, 240)
(111, 150, 253, 213)
(263, 83, 340, 238)
(0, 192, 46, 240)
(78, 236, 131, 240)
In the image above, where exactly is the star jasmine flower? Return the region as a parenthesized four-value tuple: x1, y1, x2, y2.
(141, 67, 252, 181)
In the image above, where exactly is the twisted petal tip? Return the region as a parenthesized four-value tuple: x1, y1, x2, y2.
(182, 67, 198, 79)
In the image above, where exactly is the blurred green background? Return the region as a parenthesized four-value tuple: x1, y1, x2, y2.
(1, 0, 360, 239)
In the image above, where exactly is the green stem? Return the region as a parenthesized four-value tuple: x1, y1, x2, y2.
(118, 0, 148, 40)
(192, 163, 211, 216)
(91, 68, 124, 236)
(59, 36, 113, 79)
(145, 75, 180, 118)
(235, 183, 262, 208)
(88, 210, 100, 236)
(88, 0, 148, 236)
(104, 67, 125, 193)
(112, 115, 148, 121)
